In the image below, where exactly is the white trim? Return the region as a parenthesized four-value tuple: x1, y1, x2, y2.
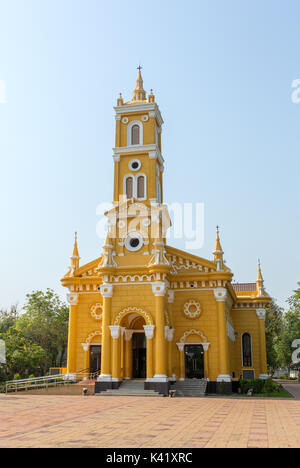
(124, 232, 144, 252)
(123, 173, 147, 201)
(147, 375, 168, 382)
(99, 283, 113, 298)
(127, 120, 143, 146)
(97, 374, 112, 382)
(214, 288, 227, 302)
(128, 159, 141, 171)
(256, 308, 266, 319)
(144, 325, 155, 339)
(113, 144, 165, 164)
(114, 102, 164, 127)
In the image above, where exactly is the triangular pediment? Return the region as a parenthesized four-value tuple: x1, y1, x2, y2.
(165, 245, 217, 274)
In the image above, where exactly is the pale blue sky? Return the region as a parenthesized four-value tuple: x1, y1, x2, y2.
(0, 0, 299, 310)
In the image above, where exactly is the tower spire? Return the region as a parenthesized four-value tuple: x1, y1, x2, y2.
(70, 232, 80, 272)
(213, 226, 224, 271)
(132, 65, 146, 102)
(256, 259, 264, 296)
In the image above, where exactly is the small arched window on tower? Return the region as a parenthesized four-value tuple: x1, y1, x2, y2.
(137, 175, 145, 199)
(242, 333, 252, 367)
(131, 125, 140, 145)
(125, 176, 133, 199)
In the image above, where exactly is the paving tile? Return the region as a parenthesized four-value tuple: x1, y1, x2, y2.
(0, 395, 300, 448)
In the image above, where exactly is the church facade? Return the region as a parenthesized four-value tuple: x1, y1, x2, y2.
(61, 70, 271, 394)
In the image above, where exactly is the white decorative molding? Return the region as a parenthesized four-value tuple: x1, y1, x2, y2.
(81, 343, 89, 352)
(214, 288, 227, 302)
(152, 281, 167, 297)
(202, 342, 210, 352)
(100, 283, 113, 298)
(121, 116, 128, 124)
(142, 114, 149, 122)
(256, 308, 266, 319)
(183, 299, 201, 319)
(128, 159, 141, 171)
(124, 231, 144, 252)
(113, 154, 120, 162)
(97, 374, 112, 382)
(90, 303, 103, 321)
(144, 325, 155, 339)
(85, 330, 102, 344)
(110, 273, 156, 283)
(109, 325, 121, 339)
(148, 375, 168, 382)
(167, 327, 175, 342)
(66, 293, 78, 305)
(114, 306, 153, 326)
(114, 102, 164, 127)
(167, 290, 175, 303)
(127, 120, 143, 146)
(179, 329, 207, 343)
(176, 343, 185, 352)
(226, 319, 236, 342)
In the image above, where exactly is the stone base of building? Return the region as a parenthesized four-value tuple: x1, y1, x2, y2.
(94, 380, 121, 394)
(144, 381, 170, 396)
(206, 381, 233, 394)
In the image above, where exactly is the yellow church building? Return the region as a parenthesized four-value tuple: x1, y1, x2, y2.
(61, 69, 271, 395)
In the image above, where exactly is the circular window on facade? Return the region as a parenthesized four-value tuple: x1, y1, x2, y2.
(125, 232, 143, 252)
(129, 159, 141, 171)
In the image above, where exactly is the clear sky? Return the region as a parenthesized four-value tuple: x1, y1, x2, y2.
(0, 0, 299, 311)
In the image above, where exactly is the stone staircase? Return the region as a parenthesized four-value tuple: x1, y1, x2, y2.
(171, 379, 208, 397)
(96, 379, 162, 397)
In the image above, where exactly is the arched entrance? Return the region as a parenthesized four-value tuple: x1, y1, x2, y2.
(177, 329, 210, 380)
(185, 344, 204, 379)
(121, 312, 147, 380)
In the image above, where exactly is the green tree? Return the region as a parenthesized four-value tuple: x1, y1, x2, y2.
(275, 284, 300, 371)
(0, 328, 46, 380)
(0, 305, 19, 333)
(265, 300, 284, 373)
(16, 289, 69, 374)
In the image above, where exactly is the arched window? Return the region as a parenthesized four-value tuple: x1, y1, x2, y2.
(126, 177, 133, 199)
(131, 125, 140, 145)
(242, 333, 252, 367)
(137, 175, 145, 199)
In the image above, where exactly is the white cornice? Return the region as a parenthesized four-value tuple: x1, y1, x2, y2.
(114, 102, 164, 127)
(112, 144, 165, 164)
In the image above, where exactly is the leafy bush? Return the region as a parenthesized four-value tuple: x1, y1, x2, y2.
(13, 373, 21, 381)
(240, 378, 266, 394)
(218, 380, 228, 394)
(263, 378, 275, 394)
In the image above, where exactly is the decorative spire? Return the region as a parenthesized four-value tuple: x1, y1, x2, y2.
(256, 259, 264, 296)
(132, 65, 146, 102)
(70, 232, 80, 272)
(213, 226, 224, 271)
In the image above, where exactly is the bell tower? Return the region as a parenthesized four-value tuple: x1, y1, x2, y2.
(113, 67, 164, 205)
